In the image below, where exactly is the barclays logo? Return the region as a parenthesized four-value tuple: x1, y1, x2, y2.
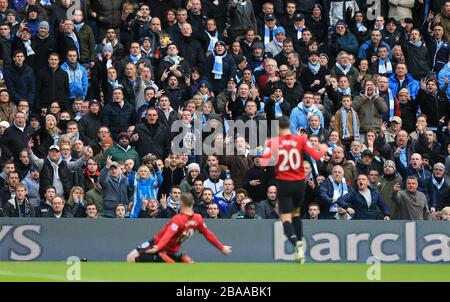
(0, 225, 42, 261)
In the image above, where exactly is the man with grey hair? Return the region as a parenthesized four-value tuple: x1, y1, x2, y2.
(392, 176, 430, 220)
(431, 162, 450, 210)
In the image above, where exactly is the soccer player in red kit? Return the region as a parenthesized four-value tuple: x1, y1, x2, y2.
(126, 192, 232, 263)
(261, 116, 328, 263)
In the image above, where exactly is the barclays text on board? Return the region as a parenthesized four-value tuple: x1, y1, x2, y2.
(275, 221, 450, 264)
(0, 219, 449, 263)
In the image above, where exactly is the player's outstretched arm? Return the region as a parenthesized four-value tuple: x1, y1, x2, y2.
(221, 245, 232, 256)
(304, 140, 328, 160)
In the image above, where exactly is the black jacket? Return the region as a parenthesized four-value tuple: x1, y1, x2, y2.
(133, 121, 171, 160)
(101, 101, 136, 139)
(242, 165, 274, 203)
(39, 158, 73, 199)
(415, 89, 449, 129)
(31, 35, 57, 73)
(36, 66, 70, 110)
(281, 81, 304, 107)
(3, 197, 36, 217)
(300, 65, 328, 93)
(176, 36, 205, 71)
(0, 124, 34, 162)
(79, 112, 102, 145)
(159, 167, 185, 198)
(32, 127, 55, 158)
(4, 63, 36, 106)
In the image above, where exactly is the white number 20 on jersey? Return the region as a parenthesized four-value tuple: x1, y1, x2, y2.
(278, 149, 301, 171)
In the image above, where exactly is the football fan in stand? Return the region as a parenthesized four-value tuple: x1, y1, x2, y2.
(261, 116, 328, 263)
(126, 192, 232, 263)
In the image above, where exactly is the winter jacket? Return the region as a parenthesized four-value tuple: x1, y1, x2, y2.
(438, 63, 450, 100)
(328, 31, 359, 57)
(3, 197, 36, 217)
(61, 62, 89, 100)
(401, 40, 430, 80)
(75, 23, 96, 63)
(133, 121, 171, 160)
(4, 63, 36, 106)
(101, 101, 136, 139)
(388, 73, 419, 99)
(290, 103, 325, 133)
(177, 36, 205, 72)
(31, 35, 57, 73)
(86, 187, 103, 217)
(99, 167, 129, 218)
(0, 124, 34, 162)
(337, 187, 390, 219)
(352, 94, 388, 133)
(36, 66, 70, 109)
(358, 40, 392, 61)
(79, 112, 102, 145)
(242, 166, 274, 203)
(227, 0, 257, 37)
(204, 52, 236, 94)
(379, 174, 403, 219)
(299, 65, 328, 93)
(93, 0, 123, 29)
(388, 0, 414, 20)
(101, 145, 140, 169)
(21, 174, 40, 207)
(264, 97, 291, 121)
(255, 199, 279, 219)
(213, 190, 236, 217)
(318, 179, 355, 219)
(422, 24, 450, 74)
(415, 89, 448, 129)
(330, 64, 360, 90)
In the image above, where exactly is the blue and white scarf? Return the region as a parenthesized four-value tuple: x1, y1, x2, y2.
(74, 22, 84, 32)
(298, 102, 320, 122)
(108, 80, 120, 89)
(378, 88, 395, 119)
(295, 26, 303, 40)
(309, 126, 320, 135)
(67, 32, 80, 56)
(409, 40, 423, 48)
(23, 39, 35, 56)
(432, 176, 445, 190)
(130, 53, 141, 64)
(308, 62, 320, 75)
(399, 147, 407, 168)
(264, 25, 277, 45)
(167, 196, 180, 213)
(335, 63, 351, 75)
(356, 23, 367, 32)
(206, 30, 219, 53)
(341, 107, 359, 139)
(274, 98, 283, 118)
(337, 87, 352, 96)
(328, 175, 348, 212)
(378, 58, 393, 74)
(212, 51, 227, 79)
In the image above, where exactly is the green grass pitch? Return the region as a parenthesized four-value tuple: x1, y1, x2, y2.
(0, 262, 449, 282)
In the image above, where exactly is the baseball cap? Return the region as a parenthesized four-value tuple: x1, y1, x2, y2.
(89, 99, 100, 107)
(336, 20, 346, 27)
(390, 116, 402, 124)
(199, 80, 210, 89)
(362, 149, 373, 157)
(49, 144, 60, 151)
(252, 42, 264, 50)
(215, 40, 226, 47)
(22, 27, 31, 33)
(294, 12, 304, 21)
(264, 13, 276, 21)
(30, 164, 39, 172)
(109, 161, 120, 168)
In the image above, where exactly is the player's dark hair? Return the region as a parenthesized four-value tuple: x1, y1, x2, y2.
(278, 116, 290, 129)
(181, 192, 194, 208)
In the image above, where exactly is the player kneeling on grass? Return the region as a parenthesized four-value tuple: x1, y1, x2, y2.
(126, 192, 232, 263)
(261, 116, 328, 263)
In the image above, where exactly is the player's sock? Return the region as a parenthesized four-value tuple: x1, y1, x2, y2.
(283, 221, 298, 246)
(292, 216, 303, 241)
(136, 253, 156, 262)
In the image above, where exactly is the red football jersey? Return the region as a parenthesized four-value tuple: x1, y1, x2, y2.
(261, 135, 325, 181)
(153, 213, 224, 255)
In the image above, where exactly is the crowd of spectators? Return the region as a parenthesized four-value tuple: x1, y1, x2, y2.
(0, 0, 449, 221)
